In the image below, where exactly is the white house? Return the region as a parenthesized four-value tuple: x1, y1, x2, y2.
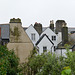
(40, 28, 58, 46)
(36, 34, 54, 55)
(57, 32, 62, 44)
(25, 25, 39, 46)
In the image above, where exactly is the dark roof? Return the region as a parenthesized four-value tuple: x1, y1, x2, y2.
(36, 34, 54, 45)
(23, 27, 28, 31)
(0, 24, 9, 39)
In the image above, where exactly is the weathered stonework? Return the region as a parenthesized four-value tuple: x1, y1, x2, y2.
(34, 22, 42, 35)
(7, 43, 33, 63)
(56, 20, 66, 33)
(7, 18, 34, 63)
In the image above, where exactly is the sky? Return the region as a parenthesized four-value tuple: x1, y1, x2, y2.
(0, 0, 75, 27)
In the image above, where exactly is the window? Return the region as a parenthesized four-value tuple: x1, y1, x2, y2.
(43, 46, 47, 52)
(31, 33, 35, 41)
(52, 36, 56, 41)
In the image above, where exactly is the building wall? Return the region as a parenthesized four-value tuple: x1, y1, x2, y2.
(7, 21, 34, 63)
(9, 23, 32, 43)
(57, 32, 62, 44)
(37, 36, 54, 55)
(26, 25, 39, 46)
(55, 49, 72, 57)
(7, 43, 33, 63)
(40, 28, 58, 46)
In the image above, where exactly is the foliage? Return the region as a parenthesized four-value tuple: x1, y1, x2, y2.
(65, 44, 75, 74)
(0, 45, 19, 75)
(10, 26, 20, 42)
(61, 66, 71, 75)
(19, 44, 75, 75)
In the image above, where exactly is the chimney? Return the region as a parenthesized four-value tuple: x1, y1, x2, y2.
(34, 22, 42, 35)
(50, 20, 54, 31)
(9, 18, 22, 42)
(10, 18, 21, 23)
(62, 23, 68, 45)
(56, 20, 66, 33)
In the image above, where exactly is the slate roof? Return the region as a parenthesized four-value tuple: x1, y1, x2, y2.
(23, 27, 27, 31)
(0, 24, 10, 39)
(36, 34, 54, 45)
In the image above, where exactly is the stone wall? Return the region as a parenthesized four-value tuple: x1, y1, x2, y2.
(7, 43, 33, 63)
(7, 18, 34, 63)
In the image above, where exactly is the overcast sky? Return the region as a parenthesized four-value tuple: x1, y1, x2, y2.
(0, 0, 75, 27)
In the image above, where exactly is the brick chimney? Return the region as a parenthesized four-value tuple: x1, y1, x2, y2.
(34, 22, 42, 35)
(50, 20, 54, 31)
(62, 23, 68, 45)
(56, 20, 66, 33)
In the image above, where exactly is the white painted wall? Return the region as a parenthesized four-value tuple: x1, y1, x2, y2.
(55, 49, 72, 57)
(57, 32, 62, 44)
(40, 28, 58, 46)
(37, 36, 54, 55)
(26, 25, 39, 46)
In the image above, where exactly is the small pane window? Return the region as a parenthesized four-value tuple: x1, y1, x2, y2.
(52, 36, 56, 41)
(43, 46, 47, 52)
(31, 33, 35, 41)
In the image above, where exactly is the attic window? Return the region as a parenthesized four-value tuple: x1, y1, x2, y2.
(43, 46, 47, 52)
(31, 33, 35, 41)
(52, 36, 56, 41)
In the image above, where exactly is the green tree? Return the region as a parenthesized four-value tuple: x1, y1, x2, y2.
(19, 44, 75, 75)
(0, 45, 19, 75)
(65, 44, 75, 74)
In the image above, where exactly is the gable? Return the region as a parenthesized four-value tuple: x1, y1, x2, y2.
(10, 23, 32, 43)
(26, 25, 39, 35)
(41, 28, 57, 37)
(36, 34, 54, 46)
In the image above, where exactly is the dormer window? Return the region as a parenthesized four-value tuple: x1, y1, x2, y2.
(52, 36, 56, 41)
(31, 33, 35, 41)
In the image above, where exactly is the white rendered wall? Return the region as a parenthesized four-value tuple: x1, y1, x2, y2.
(37, 36, 54, 55)
(55, 49, 72, 57)
(26, 25, 39, 46)
(40, 28, 58, 46)
(57, 32, 62, 44)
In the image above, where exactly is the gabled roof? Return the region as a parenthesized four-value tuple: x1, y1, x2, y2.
(36, 34, 54, 45)
(26, 24, 39, 35)
(41, 27, 57, 37)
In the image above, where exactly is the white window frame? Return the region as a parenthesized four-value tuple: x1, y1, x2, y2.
(31, 33, 35, 41)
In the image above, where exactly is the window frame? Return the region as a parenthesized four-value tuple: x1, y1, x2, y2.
(43, 46, 47, 53)
(31, 33, 35, 41)
(52, 36, 56, 41)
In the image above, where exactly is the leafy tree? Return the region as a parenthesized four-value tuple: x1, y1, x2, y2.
(19, 45, 75, 75)
(61, 66, 71, 75)
(0, 45, 19, 75)
(65, 44, 75, 75)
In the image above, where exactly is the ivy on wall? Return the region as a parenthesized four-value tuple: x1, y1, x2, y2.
(10, 26, 21, 42)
